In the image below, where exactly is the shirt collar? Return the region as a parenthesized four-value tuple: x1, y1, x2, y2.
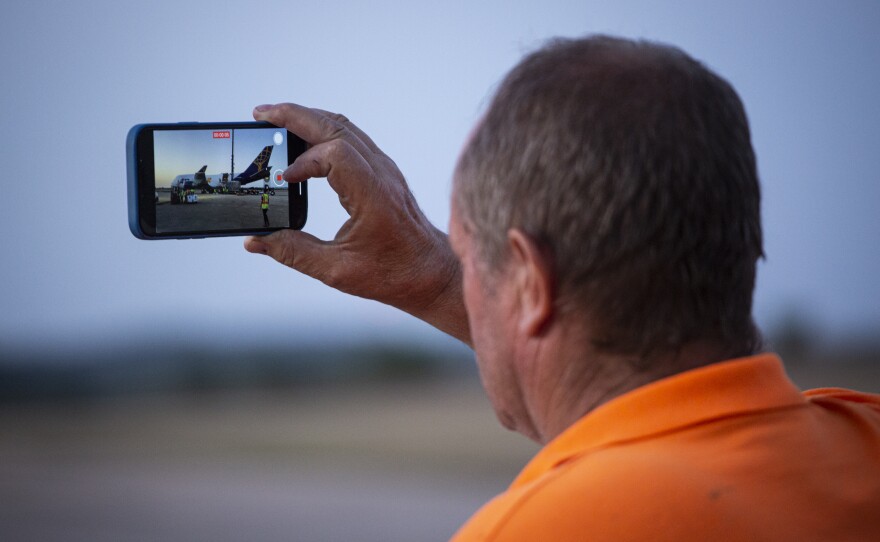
(511, 353, 805, 489)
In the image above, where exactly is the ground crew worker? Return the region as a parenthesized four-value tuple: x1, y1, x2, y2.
(261, 187, 270, 226)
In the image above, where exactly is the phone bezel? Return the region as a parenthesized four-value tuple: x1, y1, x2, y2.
(127, 122, 307, 239)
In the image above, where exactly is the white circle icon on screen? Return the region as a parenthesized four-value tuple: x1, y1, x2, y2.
(273, 131, 284, 146)
(272, 169, 285, 187)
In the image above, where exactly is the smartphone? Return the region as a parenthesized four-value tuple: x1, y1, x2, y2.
(127, 122, 307, 239)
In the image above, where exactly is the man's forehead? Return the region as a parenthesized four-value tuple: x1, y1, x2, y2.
(449, 165, 470, 229)
(447, 194, 475, 250)
(447, 195, 463, 239)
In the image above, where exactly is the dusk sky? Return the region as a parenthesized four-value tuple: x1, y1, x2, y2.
(0, 0, 878, 355)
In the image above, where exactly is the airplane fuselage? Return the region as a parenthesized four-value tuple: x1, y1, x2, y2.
(169, 145, 277, 190)
(171, 173, 228, 190)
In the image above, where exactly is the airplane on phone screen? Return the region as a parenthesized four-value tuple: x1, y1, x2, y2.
(169, 146, 275, 191)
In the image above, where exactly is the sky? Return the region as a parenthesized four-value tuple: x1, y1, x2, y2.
(0, 0, 878, 355)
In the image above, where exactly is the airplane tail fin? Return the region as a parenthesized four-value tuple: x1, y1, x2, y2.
(234, 146, 273, 184)
(194, 165, 208, 183)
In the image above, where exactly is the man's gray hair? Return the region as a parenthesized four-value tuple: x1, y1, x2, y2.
(455, 35, 763, 361)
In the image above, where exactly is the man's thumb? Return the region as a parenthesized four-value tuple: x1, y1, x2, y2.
(244, 230, 330, 279)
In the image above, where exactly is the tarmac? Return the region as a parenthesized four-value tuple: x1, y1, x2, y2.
(156, 191, 290, 232)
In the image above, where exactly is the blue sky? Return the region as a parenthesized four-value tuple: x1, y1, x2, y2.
(0, 0, 878, 353)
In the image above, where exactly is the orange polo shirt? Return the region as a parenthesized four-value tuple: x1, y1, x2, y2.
(451, 354, 880, 541)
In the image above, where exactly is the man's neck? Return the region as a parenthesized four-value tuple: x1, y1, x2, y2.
(523, 330, 740, 444)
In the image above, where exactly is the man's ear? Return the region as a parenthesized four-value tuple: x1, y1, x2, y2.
(506, 229, 555, 337)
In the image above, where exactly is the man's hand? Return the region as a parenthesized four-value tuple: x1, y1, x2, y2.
(244, 103, 470, 345)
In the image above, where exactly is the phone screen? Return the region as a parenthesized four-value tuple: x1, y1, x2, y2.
(127, 122, 307, 239)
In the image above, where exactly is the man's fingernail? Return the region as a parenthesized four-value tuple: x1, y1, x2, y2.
(254, 104, 273, 112)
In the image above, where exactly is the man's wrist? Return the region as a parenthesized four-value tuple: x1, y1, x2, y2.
(405, 228, 470, 345)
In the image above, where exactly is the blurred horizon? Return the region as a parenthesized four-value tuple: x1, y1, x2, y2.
(2, 326, 878, 405)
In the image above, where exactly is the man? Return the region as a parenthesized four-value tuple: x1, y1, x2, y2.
(261, 186, 270, 227)
(244, 36, 880, 540)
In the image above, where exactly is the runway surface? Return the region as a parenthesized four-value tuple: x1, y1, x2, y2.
(156, 191, 290, 232)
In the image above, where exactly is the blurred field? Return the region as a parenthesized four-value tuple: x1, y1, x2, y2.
(0, 377, 538, 542)
(0, 356, 877, 542)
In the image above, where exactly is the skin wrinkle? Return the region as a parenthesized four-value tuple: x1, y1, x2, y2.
(422, 253, 462, 316)
(516, 329, 547, 443)
(576, 363, 643, 422)
(547, 336, 640, 441)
